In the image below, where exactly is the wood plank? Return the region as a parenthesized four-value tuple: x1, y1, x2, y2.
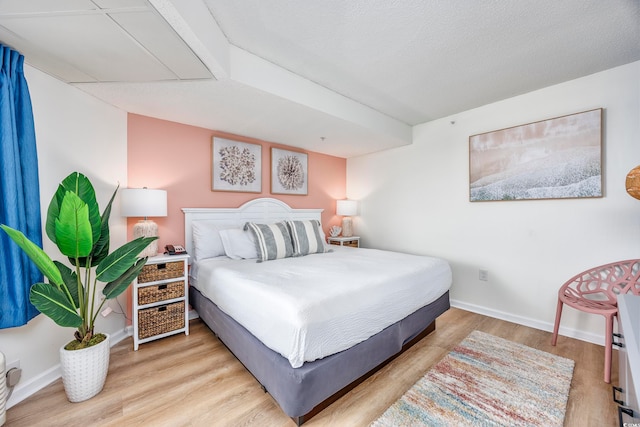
(6, 308, 618, 426)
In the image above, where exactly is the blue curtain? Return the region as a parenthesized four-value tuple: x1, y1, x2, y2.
(0, 44, 42, 328)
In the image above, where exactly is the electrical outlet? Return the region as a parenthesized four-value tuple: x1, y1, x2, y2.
(6, 367, 22, 387)
(479, 269, 489, 281)
(6, 359, 19, 372)
(101, 306, 113, 317)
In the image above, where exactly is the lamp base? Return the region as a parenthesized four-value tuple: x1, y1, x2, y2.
(341, 217, 353, 237)
(133, 220, 159, 257)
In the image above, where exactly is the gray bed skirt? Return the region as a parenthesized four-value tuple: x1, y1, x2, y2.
(190, 286, 450, 422)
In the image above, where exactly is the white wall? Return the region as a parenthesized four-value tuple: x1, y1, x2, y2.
(348, 61, 640, 345)
(0, 65, 128, 407)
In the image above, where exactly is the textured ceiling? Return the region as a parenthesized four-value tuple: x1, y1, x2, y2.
(0, 0, 638, 158)
(206, 0, 640, 125)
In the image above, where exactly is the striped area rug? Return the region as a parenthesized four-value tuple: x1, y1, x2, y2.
(371, 330, 574, 427)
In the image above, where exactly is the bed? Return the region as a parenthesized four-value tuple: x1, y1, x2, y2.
(183, 198, 452, 425)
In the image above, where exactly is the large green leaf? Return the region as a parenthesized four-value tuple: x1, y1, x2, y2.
(103, 257, 148, 300)
(54, 191, 94, 258)
(95, 237, 157, 282)
(76, 184, 118, 267)
(64, 172, 101, 243)
(30, 283, 82, 327)
(54, 261, 81, 308)
(45, 185, 65, 244)
(0, 225, 63, 286)
(47, 172, 101, 245)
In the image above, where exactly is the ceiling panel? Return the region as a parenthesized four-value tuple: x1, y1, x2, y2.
(110, 10, 212, 80)
(0, 24, 97, 82)
(0, 0, 212, 83)
(0, 13, 177, 82)
(93, 0, 149, 8)
(0, 0, 99, 14)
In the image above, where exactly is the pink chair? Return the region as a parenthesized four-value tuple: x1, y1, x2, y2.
(551, 259, 640, 383)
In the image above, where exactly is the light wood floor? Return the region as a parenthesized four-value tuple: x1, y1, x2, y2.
(7, 308, 618, 426)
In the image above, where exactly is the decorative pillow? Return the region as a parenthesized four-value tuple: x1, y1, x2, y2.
(244, 222, 294, 262)
(286, 220, 329, 256)
(219, 228, 258, 260)
(192, 221, 227, 261)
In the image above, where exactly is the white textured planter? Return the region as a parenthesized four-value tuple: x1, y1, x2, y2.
(59, 334, 110, 403)
(1, 351, 6, 426)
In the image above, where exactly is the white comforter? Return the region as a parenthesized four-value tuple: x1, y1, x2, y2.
(192, 246, 452, 368)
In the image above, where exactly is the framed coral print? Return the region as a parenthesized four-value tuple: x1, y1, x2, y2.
(271, 147, 308, 195)
(469, 108, 602, 202)
(212, 137, 262, 192)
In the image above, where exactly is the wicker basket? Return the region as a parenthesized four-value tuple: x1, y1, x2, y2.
(137, 281, 184, 305)
(137, 261, 184, 283)
(138, 301, 185, 339)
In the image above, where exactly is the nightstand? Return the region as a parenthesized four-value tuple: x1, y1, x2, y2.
(327, 236, 360, 248)
(133, 253, 189, 350)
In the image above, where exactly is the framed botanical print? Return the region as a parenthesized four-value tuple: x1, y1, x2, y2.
(212, 137, 261, 192)
(271, 147, 308, 195)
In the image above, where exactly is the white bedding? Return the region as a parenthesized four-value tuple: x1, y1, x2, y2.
(192, 246, 452, 368)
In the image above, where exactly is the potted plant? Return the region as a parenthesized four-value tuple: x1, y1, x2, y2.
(0, 172, 156, 402)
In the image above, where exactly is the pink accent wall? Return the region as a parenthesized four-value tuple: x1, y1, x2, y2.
(126, 113, 347, 249)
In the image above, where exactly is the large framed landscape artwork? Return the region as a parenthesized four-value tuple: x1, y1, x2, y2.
(469, 109, 603, 202)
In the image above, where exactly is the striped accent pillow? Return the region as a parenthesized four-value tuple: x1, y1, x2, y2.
(286, 220, 328, 256)
(244, 222, 294, 262)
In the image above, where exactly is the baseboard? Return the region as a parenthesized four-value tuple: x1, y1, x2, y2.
(6, 328, 130, 410)
(8, 310, 200, 409)
(5, 363, 59, 410)
(450, 299, 604, 347)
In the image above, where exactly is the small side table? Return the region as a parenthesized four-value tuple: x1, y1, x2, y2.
(327, 236, 360, 248)
(133, 253, 190, 350)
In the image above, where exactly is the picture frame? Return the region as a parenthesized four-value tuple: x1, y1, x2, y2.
(469, 108, 603, 202)
(212, 137, 262, 193)
(271, 147, 308, 195)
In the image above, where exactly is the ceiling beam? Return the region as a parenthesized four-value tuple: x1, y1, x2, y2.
(229, 46, 412, 145)
(148, 0, 230, 80)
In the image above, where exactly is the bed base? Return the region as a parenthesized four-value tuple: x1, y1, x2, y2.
(292, 319, 437, 426)
(190, 286, 450, 425)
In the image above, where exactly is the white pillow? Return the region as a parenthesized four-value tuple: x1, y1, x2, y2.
(219, 228, 258, 260)
(192, 221, 226, 261)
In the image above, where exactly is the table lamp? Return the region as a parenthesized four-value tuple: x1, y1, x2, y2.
(336, 199, 358, 237)
(121, 188, 167, 257)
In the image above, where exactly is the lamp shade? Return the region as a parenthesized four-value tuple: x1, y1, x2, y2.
(336, 199, 358, 216)
(120, 188, 167, 218)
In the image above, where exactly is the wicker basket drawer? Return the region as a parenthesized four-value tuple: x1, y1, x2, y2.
(137, 261, 184, 283)
(137, 281, 185, 305)
(138, 301, 185, 339)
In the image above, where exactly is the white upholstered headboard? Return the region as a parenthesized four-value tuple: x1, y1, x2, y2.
(182, 198, 323, 260)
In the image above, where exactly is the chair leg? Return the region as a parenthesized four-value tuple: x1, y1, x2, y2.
(604, 314, 614, 383)
(551, 299, 563, 346)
